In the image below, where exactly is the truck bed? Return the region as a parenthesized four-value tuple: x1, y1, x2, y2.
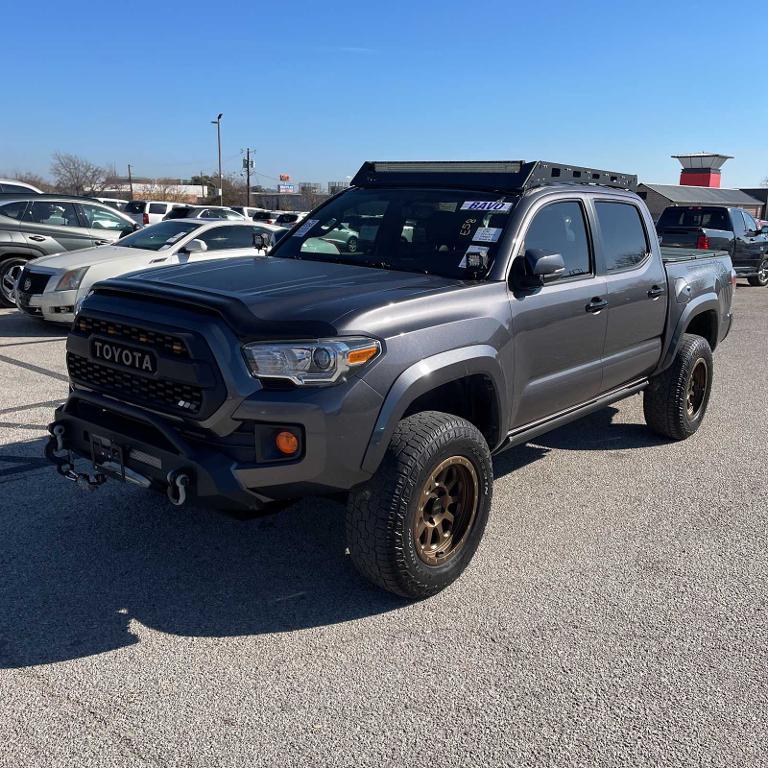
(660, 246, 730, 263)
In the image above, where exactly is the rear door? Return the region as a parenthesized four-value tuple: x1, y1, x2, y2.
(508, 198, 608, 427)
(147, 202, 170, 224)
(21, 200, 93, 252)
(739, 210, 768, 265)
(595, 198, 667, 392)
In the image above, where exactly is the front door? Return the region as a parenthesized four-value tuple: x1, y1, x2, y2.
(509, 199, 608, 428)
(594, 199, 668, 391)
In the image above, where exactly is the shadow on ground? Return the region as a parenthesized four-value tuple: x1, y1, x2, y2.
(0, 407, 666, 669)
(0, 310, 68, 340)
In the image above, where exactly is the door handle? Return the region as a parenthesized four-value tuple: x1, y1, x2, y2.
(648, 285, 665, 298)
(585, 297, 608, 314)
(28, 235, 46, 242)
(94, 239, 109, 245)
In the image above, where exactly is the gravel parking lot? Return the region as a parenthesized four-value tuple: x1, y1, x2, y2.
(1, 287, 766, 767)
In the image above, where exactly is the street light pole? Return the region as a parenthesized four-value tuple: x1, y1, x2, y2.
(211, 113, 223, 205)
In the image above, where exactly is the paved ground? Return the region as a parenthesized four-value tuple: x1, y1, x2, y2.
(0, 286, 766, 768)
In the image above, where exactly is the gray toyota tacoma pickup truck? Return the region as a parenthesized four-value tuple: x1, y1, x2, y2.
(46, 161, 735, 598)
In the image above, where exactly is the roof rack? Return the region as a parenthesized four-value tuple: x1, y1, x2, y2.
(351, 160, 637, 193)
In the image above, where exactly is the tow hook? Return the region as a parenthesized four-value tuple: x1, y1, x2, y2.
(45, 424, 107, 490)
(166, 470, 191, 506)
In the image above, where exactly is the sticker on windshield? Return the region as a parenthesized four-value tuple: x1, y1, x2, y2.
(293, 218, 319, 237)
(473, 227, 502, 243)
(460, 201, 513, 213)
(458, 245, 489, 269)
(460, 218, 477, 237)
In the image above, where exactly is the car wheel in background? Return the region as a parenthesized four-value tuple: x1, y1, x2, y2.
(0, 256, 27, 307)
(346, 236, 358, 253)
(747, 259, 768, 287)
(346, 411, 492, 598)
(643, 333, 714, 441)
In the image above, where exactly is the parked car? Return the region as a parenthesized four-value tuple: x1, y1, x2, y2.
(272, 211, 308, 226)
(14, 220, 269, 324)
(124, 200, 185, 227)
(163, 205, 247, 221)
(46, 160, 734, 598)
(0, 195, 137, 307)
(229, 206, 270, 220)
(656, 205, 768, 286)
(251, 222, 290, 248)
(0, 178, 43, 194)
(94, 197, 129, 211)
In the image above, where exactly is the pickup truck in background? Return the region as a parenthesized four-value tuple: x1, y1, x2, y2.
(46, 160, 735, 599)
(656, 205, 768, 286)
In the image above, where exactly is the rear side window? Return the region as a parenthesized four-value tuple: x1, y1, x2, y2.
(523, 201, 591, 279)
(124, 201, 147, 214)
(0, 201, 27, 219)
(149, 203, 167, 214)
(595, 202, 648, 272)
(1, 183, 36, 193)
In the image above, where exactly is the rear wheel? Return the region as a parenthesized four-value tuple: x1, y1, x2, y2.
(643, 333, 713, 440)
(346, 411, 492, 598)
(747, 259, 768, 286)
(346, 236, 358, 253)
(0, 256, 27, 307)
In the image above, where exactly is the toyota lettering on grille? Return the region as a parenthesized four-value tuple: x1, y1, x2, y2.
(91, 339, 157, 374)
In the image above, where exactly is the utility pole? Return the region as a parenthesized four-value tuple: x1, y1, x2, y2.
(127, 163, 134, 200)
(211, 113, 223, 205)
(200, 170, 205, 200)
(243, 148, 254, 207)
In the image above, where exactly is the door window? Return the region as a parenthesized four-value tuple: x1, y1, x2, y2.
(742, 211, 759, 233)
(0, 201, 28, 220)
(24, 201, 80, 227)
(522, 201, 591, 279)
(595, 202, 649, 272)
(149, 203, 168, 214)
(78, 203, 130, 231)
(198, 226, 255, 251)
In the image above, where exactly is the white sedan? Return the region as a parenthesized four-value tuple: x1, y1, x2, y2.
(14, 220, 270, 324)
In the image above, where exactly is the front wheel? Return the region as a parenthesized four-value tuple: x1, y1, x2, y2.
(346, 411, 493, 598)
(643, 333, 713, 440)
(747, 259, 768, 287)
(346, 236, 358, 253)
(0, 256, 27, 308)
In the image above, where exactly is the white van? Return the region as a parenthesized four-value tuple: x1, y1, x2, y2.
(123, 200, 185, 226)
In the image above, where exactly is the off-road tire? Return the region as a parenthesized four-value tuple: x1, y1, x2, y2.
(747, 259, 768, 287)
(643, 333, 713, 440)
(346, 411, 493, 599)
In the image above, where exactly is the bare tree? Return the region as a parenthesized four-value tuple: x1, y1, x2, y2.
(50, 153, 108, 195)
(1, 170, 55, 192)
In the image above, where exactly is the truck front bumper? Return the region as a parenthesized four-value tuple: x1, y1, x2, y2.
(47, 383, 383, 509)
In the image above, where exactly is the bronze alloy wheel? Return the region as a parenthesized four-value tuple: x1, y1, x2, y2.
(686, 358, 708, 418)
(413, 456, 479, 566)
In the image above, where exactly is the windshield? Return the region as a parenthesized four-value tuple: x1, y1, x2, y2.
(270, 188, 517, 279)
(116, 221, 201, 250)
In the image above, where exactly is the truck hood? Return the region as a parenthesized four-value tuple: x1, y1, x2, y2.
(30, 245, 157, 272)
(99, 256, 468, 332)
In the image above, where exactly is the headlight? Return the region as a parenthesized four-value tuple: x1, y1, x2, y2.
(56, 267, 89, 291)
(242, 337, 381, 386)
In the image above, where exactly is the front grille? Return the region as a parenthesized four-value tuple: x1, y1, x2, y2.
(74, 316, 190, 358)
(18, 269, 51, 296)
(67, 352, 203, 415)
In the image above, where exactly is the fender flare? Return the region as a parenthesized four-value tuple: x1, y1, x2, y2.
(656, 293, 720, 374)
(360, 345, 507, 474)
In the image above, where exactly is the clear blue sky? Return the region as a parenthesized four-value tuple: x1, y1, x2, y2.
(2, 0, 766, 188)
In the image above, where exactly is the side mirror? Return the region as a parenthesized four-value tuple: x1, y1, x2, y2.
(183, 238, 207, 254)
(525, 248, 566, 282)
(253, 233, 268, 250)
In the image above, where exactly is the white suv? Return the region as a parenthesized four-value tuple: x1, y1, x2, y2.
(124, 200, 185, 226)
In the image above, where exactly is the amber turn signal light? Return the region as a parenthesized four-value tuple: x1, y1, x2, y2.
(275, 430, 299, 455)
(346, 345, 379, 366)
